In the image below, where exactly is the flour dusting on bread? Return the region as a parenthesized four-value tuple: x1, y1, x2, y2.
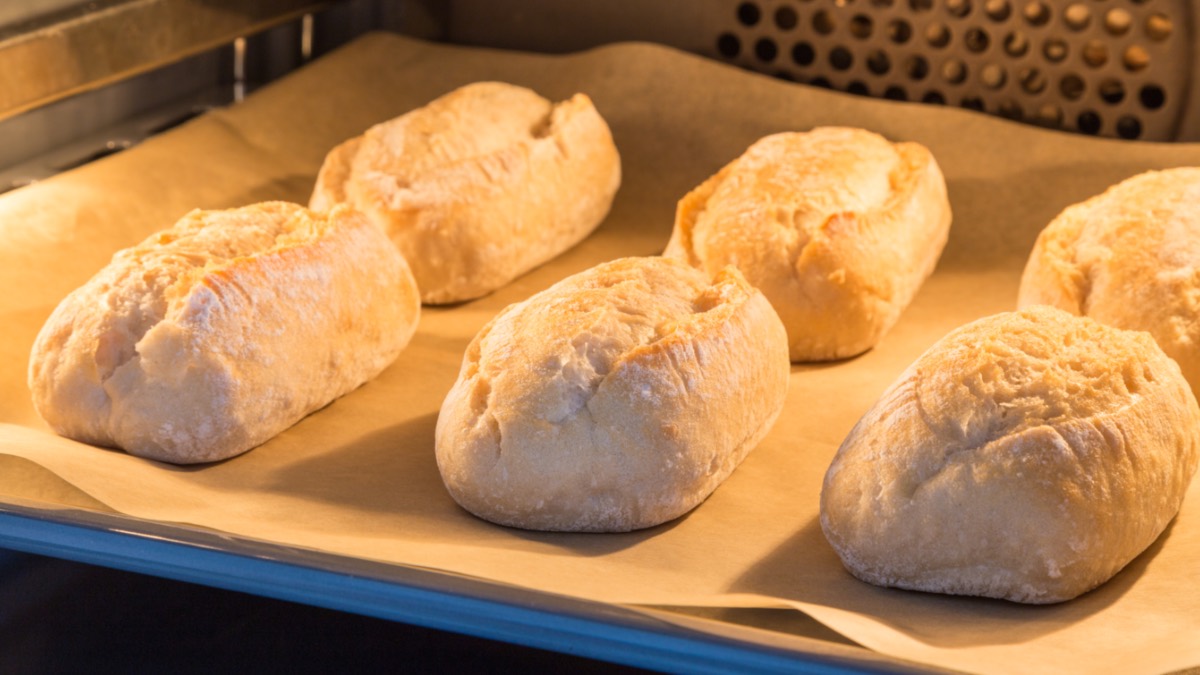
(29, 202, 421, 464)
(1019, 167, 1200, 399)
(821, 306, 1200, 603)
(436, 257, 789, 532)
(665, 126, 951, 361)
(311, 81, 621, 304)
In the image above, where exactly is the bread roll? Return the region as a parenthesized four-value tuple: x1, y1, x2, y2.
(1019, 167, 1200, 399)
(435, 256, 789, 532)
(28, 202, 420, 464)
(663, 127, 951, 362)
(310, 81, 622, 305)
(820, 306, 1200, 603)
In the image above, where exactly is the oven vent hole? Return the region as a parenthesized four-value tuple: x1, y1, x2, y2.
(888, 18, 913, 43)
(1116, 116, 1143, 139)
(738, 2, 762, 26)
(985, 0, 1012, 22)
(776, 6, 799, 29)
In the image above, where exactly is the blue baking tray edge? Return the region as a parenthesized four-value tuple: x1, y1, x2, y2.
(0, 500, 935, 674)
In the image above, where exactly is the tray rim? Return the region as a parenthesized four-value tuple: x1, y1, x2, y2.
(0, 495, 935, 674)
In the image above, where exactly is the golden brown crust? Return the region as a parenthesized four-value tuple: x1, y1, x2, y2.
(311, 81, 622, 304)
(435, 256, 790, 532)
(28, 202, 420, 464)
(664, 127, 951, 362)
(1019, 167, 1200, 399)
(820, 306, 1200, 603)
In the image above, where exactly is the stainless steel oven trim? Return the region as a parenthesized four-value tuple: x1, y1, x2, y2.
(0, 0, 332, 124)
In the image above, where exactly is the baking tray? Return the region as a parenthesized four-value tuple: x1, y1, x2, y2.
(3, 33, 1200, 674)
(0, 498, 928, 673)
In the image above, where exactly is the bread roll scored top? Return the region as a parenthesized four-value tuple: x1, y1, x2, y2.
(28, 202, 420, 464)
(1019, 167, 1200, 399)
(436, 256, 790, 532)
(821, 305, 1200, 603)
(664, 126, 951, 362)
(311, 81, 622, 305)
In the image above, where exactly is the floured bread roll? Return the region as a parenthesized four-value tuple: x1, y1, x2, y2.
(1019, 167, 1200, 398)
(436, 256, 789, 532)
(28, 202, 421, 464)
(310, 81, 622, 305)
(821, 306, 1200, 603)
(663, 126, 951, 362)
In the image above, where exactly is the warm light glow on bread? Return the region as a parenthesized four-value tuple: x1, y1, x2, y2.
(1019, 167, 1200, 400)
(311, 81, 622, 304)
(665, 127, 951, 362)
(28, 202, 421, 464)
(436, 256, 789, 532)
(821, 306, 1200, 603)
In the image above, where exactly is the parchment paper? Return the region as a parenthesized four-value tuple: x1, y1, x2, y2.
(2, 33, 1199, 674)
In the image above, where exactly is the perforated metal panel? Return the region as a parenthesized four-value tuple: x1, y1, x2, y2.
(712, 0, 1194, 140)
(443, 0, 1200, 141)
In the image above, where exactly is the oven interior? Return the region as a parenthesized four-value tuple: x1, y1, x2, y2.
(0, 0, 1196, 197)
(1, 3, 1199, 671)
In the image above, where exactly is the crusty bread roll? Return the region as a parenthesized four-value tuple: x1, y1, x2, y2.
(310, 81, 622, 305)
(435, 256, 790, 532)
(821, 305, 1200, 603)
(1019, 167, 1200, 398)
(663, 126, 951, 362)
(28, 202, 420, 464)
